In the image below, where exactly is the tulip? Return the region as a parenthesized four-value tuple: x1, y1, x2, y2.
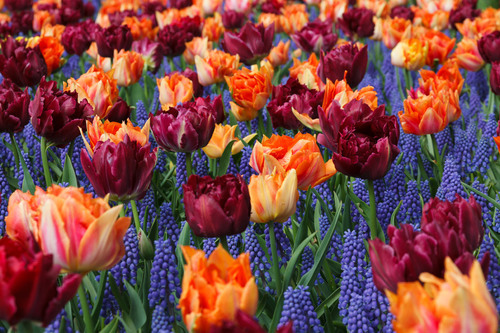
(202, 124, 256, 159)
(0, 78, 30, 133)
(177, 68, 204, 98)
(321, 77, 378, 114)
(0, 37, 47, 88)
(183, 174, 251, 237)
(194, 50, 240, 86)
(318, 43, 368, 87)
(179, 245, 258, 332)
(131, 38, 163, 74)
(11, 10, 34, 34)
(150, 101, 215, 153)
(105, 98, 132, 123)
(221, 10, 247, 29)
(0, 237, 82, 327)
(4, 0, 32, 11)
(64, 65, 119, 119)
(221, 22, 274, 65)
(122, 16, 156, 41)
(456, 17, 497, 40)
(202, 13, 224, 42)
(338, 7, 375, 39)
(387, 258, 498, 333)
(267, 77, 324, 131)
(266, 40, 290, 68)
(157, 73, 194, 111)
(449, 4, 480, 29)
(454, 37, 485, 72)
(194, 0, 222, 16)
(289, 53, 323, 91)
(111, 50, 145, 87)
(248, 169, 299, 223)
(224, 0, 253, 14)
(26, 36, 64, 76)
(157, 16, 202, 57)
(29, 78, 94, 147)
(478, 31, 500, 63)
(391, 38, 429, 71)
(225, 63, 273, 121)
(490, 61, 500, 96)
(183, 37, 212, 65)
(95, 24, 133, 58)
(194, 95, 225, 124)
(61, 23, 92, 56)
(423, 30, 455, 67)
(290, 19, 338, 54)
(251, 133, 336, 190)
(318, 99, 400, 180)
(279, 4, 309, 35)
(390, 5, 414, 21)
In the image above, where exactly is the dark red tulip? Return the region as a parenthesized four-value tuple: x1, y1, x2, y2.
(132, 38, 163, 74)
(157, 16, 202, 57)
(221, 10, 247, 30)
(317, 43, 368, 87)
(0, 37, 47, 88)
(108, 9, 136, 26)
(183, 174, 251, 237)
(4, 0, 32, 11)
(169, 0, 192, 8)
(221, 22, 274, 65)
(261, 0, 282, 14)
(338, 7, 375, 39)
(421, 195, 484, 252)
(267, 77, 324, 130)
(149, 100, 215, 152)
(194, 95, 225, 124)
(291, 19, 337, 54)
(478, 31, 500, 63)
(95, 25, 133, 58)
(80, 135, 157, 202)
(209, 310, 294, 333)
(11, 10, 34, 34)
(390, 6, 415, 21)
(318, 99, 400, 180)
(0, 79, 30, 133)
(105, 98, 131, 123)
(0, 237, 81, 327)
(449, 4, 480, 29)
(61, 23, 92, 56)
(29, 78, 94, 147)
(490, 61, 500, 96)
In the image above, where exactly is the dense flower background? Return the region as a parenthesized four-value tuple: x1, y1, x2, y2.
(0, 0, 500, 332)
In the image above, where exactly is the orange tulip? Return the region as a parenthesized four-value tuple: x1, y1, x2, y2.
(423, 30, 455, 67)
(248, 168, 299, 223)
(357, 0, 389, 17)
(157, 73, 194, 111)
(41, 24, 65, 41)
(250, 133, 336, 190)
(398, 90, 449, 135)
(494, 136, 500, 155)
(456, 17, 497, 39)
(33, 10, 55, 32)
(194, 0, 223, 17)
(387, 258, 498, 333)
(83, 116, 150, 154)
(111, 50, 145, 87)
(289, 53, 324, 91)
(179, 245, 258, 333)
(225, 62, 273, 121)
(202, 124, 256, 159)
(0, 13, 10, 24)
(195, 50, 240, 86)
(27, 36, 64, 75)
(155, 6, 201, 29)
(202, 12, 225, 42)
(64, 65, 119, 119)
(259, 13, 282, 33)
(6, 185, 131, 274)
(453, 37, 485, 72)
(391, 38, 429, 71)
(122, 16, 157, 41)
(184, 37, 212, 66)
(319, 0, 348, 22)
(279, 4, 309, 35)
(266, 40, 290, 68)
(419, 60, 464, 93)
(382, 18, 412, 49)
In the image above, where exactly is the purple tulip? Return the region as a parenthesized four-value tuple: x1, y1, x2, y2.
(291, 19, 337, 54)
(478, 31, 500, 63)
(338, 7, 375, 39)
(318, 43, 368, 87)
(221, 22, 274, 65)
(95, 25, 133, 58)
(221, 10, 247, 30)
(105, 98, 131, 123)
(490, 61, 500, 96)
(157, 16, 201, 57)
(132, 38, 163, 74)
(449, 3, 480, 29)
(390, 6, 415, 21)
(61, 23, 92, 56)
(0, 79, 30, 133)
(4, 0, 32, 11)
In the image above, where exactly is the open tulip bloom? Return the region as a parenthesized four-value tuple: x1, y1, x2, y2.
(0, 1, 500, 332)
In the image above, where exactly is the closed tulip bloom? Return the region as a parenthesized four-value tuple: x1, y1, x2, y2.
(95, 24, 133, 58)
(221, 10, 247, 29)
(490, 61, 500, 96)
(248, 169, 299, 223)
(423, 30, 456, 67)
(0, 237, 82, 327)
(179, 245, 258, 332)
(225, 62, 273, 121)
(194, 95, 225, 124)
(61, 23, 92, 56)
(0, 78, 30, 133)
(64, 65, 119, 119)
(391, 38, 429, 71)
(454, 37, 485, 72)
(266, 40, 290, 68)
(318, 99, 400, 180)
(202, 124, 256, 159)
(195, 50, 240, 86)
(478, 31, 500, 63)
(291, 19, 338, 54)
(81, 135, 157, 202)
(30, 78, 94, 147)
(0, 37, 47, 88)
(157, 73, 194, 111)
(318, 43, 368, 87)
(111, 50, 145, 87)
(150, 101, 215, 152)
(221, 22, 274, 65)
(251, 133, 336, 190)
(338, 7, 375, 39)
(382, 17, 412, 49)
(183, 174, 251, 237)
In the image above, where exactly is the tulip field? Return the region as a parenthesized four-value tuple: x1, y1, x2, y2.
(2, 0, 500, 332)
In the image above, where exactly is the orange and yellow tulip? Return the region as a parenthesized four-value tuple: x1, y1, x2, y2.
(184, 37, 212, 66)
(122, 16, 157, 41)
(27, 36, 64, 75)
(289, 53, 323, 91)
(423, 29, 455, 67)
(195, 50, 240, 86)
(202, 124, 256, 159)
(391, 38, 429, 71)
(266, 40, 290, 68)
(111, 50, 145, 87)
(382, 17, 412, 49)
(453, 37, 485, 72)
(202, 12, 225, 42)
(179, 245, 258, 332)
(157, 73, 194, 111)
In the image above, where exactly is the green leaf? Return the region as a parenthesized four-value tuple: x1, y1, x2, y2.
(390, 200, 403, 227)
(217, 140, 236, 177)
(99, 318, 119, 333)
(293, 189, 313, 251)
(462, 182, 500, 210)
(61, 154, 79, 187)
(315, 288, 340, 317)
(125, 281, 146, 330)
(283, 232, 318, 291)
(91, 270, 108, 324)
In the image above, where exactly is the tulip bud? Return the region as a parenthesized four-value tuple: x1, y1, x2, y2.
(318, 43, 368, 87)
(138, 228, 155, 260)
(221, 10, 247, 30)
(291, 19, 337, 54)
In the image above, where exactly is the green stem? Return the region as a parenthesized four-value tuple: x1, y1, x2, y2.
(268, 222, 282, 295)
(257, 111, 265, 138)
(78, 285, 94, 333)
(488, 89, 495, 115)
(185, 152, 193, 178)
(168, 57, 176, 73)
(366, 180, 378, 240)
(429, 133, 443, 181)
(219, 235, 229, 252)
(130, 200, 141, 234)
(395, 67, 406, 102)
(40, 137, 52, 187)
(9, 132, 20, 170)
